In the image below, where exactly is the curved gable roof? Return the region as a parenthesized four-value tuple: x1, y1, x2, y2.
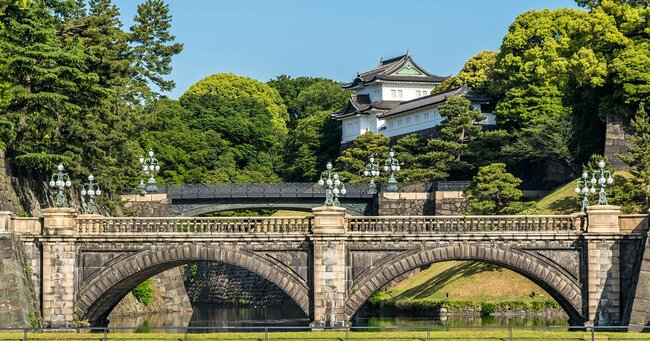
(342, 53, 448, 89)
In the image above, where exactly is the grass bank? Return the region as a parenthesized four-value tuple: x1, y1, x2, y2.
(0, 329, 648, 340)
(368, 261, 562, 316)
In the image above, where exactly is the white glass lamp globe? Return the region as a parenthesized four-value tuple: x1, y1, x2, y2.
(383, 165, 389, 172)
(396, 165, 401, 171)
(391, 165, 396, 171)
(139, 156, 144, 164)
(333, 173, 339, 180)
(57, 163, 64, 171)
(334, 179, 340, 186)
(149, 164, 154, 171)
(326, 179, 332, 186)
(49, 180, 55, 187)
(364, 170, 369, 176)
(376, 171, 381, 176)
(606, 176, 614, 184)
(318, 179, 324, 186)
(326, 162, 333, 170)
(155, 165, 160, 171)
(389, 151, 394, 157)
(598, 160, 605, 169)
(599, 177, 606, 184)
(88, 189, 95, 196)
(582, 187, 589, 194)
(582, 172, 588, 179)
(88, 174, 94, 181)
(148, 150, 154, 157)
(96, 189, 101, 195)
(333, 188, 339, 195)
(369, 157, 374, 163)
(590, 187, 596, 193)
(65, 180, 71, 187)
(575, 187, 581, 194)
(55, 180, 62, 187)
(341, 187, 347, 195)
(81, 189, 87, 196)
(591, 177, 597, 184)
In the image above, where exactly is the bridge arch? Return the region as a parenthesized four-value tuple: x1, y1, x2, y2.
(76, 245, 310, 326)
(346, 244, 584, 324)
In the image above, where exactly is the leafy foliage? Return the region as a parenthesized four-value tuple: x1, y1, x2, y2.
(132, 278, 155, 306)
(336, 132, 390, 183)
(464, 163, 525, 214)
(434, 51, 498, 95)
(621, 103, 650, 209)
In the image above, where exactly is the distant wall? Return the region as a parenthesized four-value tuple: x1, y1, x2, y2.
(605, 114, 632, 170)
(378, 192, 436, 216)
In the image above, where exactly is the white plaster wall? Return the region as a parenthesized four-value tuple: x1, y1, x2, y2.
(380, 82, 437, 101)
(356, 84, 382, 102)
(341, 116, 372, 143)
(382, 107, 444, 138)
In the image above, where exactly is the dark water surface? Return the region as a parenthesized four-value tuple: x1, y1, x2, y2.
(108, 304, 569, 331)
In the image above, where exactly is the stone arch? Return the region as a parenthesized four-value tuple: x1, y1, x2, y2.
(346, 244, 584, 324)
(76, 245, 309, 326)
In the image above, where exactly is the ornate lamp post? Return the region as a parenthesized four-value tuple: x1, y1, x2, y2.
(575, 159, 614, 211)
(80, 173, 102, 214)
(318, 162, 346, 206)
(383, 148, 401, 192)
(49, 163, 72, 207)
(139, 149, 161, 194)
(363, 155, 380, 195)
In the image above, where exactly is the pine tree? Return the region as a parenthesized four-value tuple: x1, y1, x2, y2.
(621, 103, 650, 208)
(129, 0, 183, 97)
(464, 163, 524, 214)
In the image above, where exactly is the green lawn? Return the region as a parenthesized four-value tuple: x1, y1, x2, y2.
(373, 260, 558, 308)
(0, 329, 648, 340)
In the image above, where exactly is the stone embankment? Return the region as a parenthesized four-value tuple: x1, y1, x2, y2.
(183, 262, 298, 307)
(0, 232, 40, 327)
(110, 265, 192, 317)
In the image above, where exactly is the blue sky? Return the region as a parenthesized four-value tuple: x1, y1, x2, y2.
(113, 0, 581, 98)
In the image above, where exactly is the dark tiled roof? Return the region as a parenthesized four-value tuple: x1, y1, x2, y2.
(342, 53, 447, 89)
(378, 85, 490, 119)
(331, 95, 400, 119)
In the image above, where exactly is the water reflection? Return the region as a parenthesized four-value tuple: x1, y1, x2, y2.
(108, 305, 568, 330)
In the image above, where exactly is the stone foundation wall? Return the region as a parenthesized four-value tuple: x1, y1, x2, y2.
(0, 232, 39, 327)
(110, 267, 192, 317)
(434, 191, 469, 215)
(183, 262, 299, 307)
(378, 192, 435, 216)
(122, 194, 171, 216)
(605, 114, 633, 170)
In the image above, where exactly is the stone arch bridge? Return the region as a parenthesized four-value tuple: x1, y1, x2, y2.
(5, 205, 650, 328)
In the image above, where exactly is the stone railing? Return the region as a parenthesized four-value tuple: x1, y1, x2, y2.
(76, 216, 313, 234)
(12, 217, 42, 235)
(347, 215, 584, 233)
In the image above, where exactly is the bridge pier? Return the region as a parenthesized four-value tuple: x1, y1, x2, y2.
(41, 208, 77, 327)
(586, 205, 622, 326)
(310, 206, 349, 328)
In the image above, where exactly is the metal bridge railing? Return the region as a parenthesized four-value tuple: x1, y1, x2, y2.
(0, 325, 644, 341)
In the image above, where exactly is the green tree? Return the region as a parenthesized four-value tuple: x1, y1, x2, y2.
(336, 132, 390, 183)
(283, 110, 341, 181)
(268, 76, 342, 124)
(128, 0, 183, 97)
(393, 134, 453, 182)
(621, 103, 650, 208)
(293, 81, 349, 121)
(428, 96, 485, 178)
(434, 51, 498, 95)
(464, 163, 524, 214)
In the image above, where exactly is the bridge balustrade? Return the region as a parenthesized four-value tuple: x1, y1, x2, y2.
(347, 214, 584, 232)
(75, 216, 313, 234)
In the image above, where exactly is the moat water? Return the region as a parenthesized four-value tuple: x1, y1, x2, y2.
(107, 304, 569, 331)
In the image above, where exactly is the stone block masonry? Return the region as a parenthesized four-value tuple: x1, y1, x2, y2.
(0, 231, 39, 327)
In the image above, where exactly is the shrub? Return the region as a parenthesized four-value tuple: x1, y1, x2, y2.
(132, 278, 156, 306)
